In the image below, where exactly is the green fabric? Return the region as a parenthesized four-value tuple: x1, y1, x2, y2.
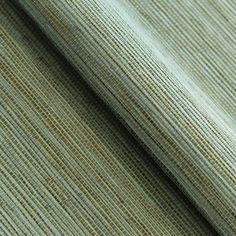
(0, 0, 235, 235)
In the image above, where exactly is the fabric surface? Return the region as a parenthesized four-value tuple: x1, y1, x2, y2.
(0, 0, 235, 235)
(0, 1, 216, 235)
(13, 0, 236, 235)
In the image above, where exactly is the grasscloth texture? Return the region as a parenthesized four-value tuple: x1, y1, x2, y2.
(0, 1, 216, 235)
(129, 0, 236, 119)
(13, 0, 236, 235)
(0, 0, 235, 235)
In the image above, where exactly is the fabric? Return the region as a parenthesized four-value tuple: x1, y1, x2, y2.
(0, 0, 235, 235)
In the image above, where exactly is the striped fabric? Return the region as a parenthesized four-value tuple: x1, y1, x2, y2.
(0, 0, 235, 235)
(0, 1, 216, 235)
(14, 0, 236, 235)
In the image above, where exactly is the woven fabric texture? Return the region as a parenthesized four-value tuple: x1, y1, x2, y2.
(0, 0, 236, 235)
(0, 1, 217, 235)
(14, 0, 236, 235)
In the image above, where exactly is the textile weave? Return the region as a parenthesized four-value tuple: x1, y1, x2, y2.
(0, 0, 235, 235)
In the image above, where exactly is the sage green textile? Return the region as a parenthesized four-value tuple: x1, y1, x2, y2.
(0, 0, 235, 235)
(13, 0, 236, 235)
(0, 1, 216, 235)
